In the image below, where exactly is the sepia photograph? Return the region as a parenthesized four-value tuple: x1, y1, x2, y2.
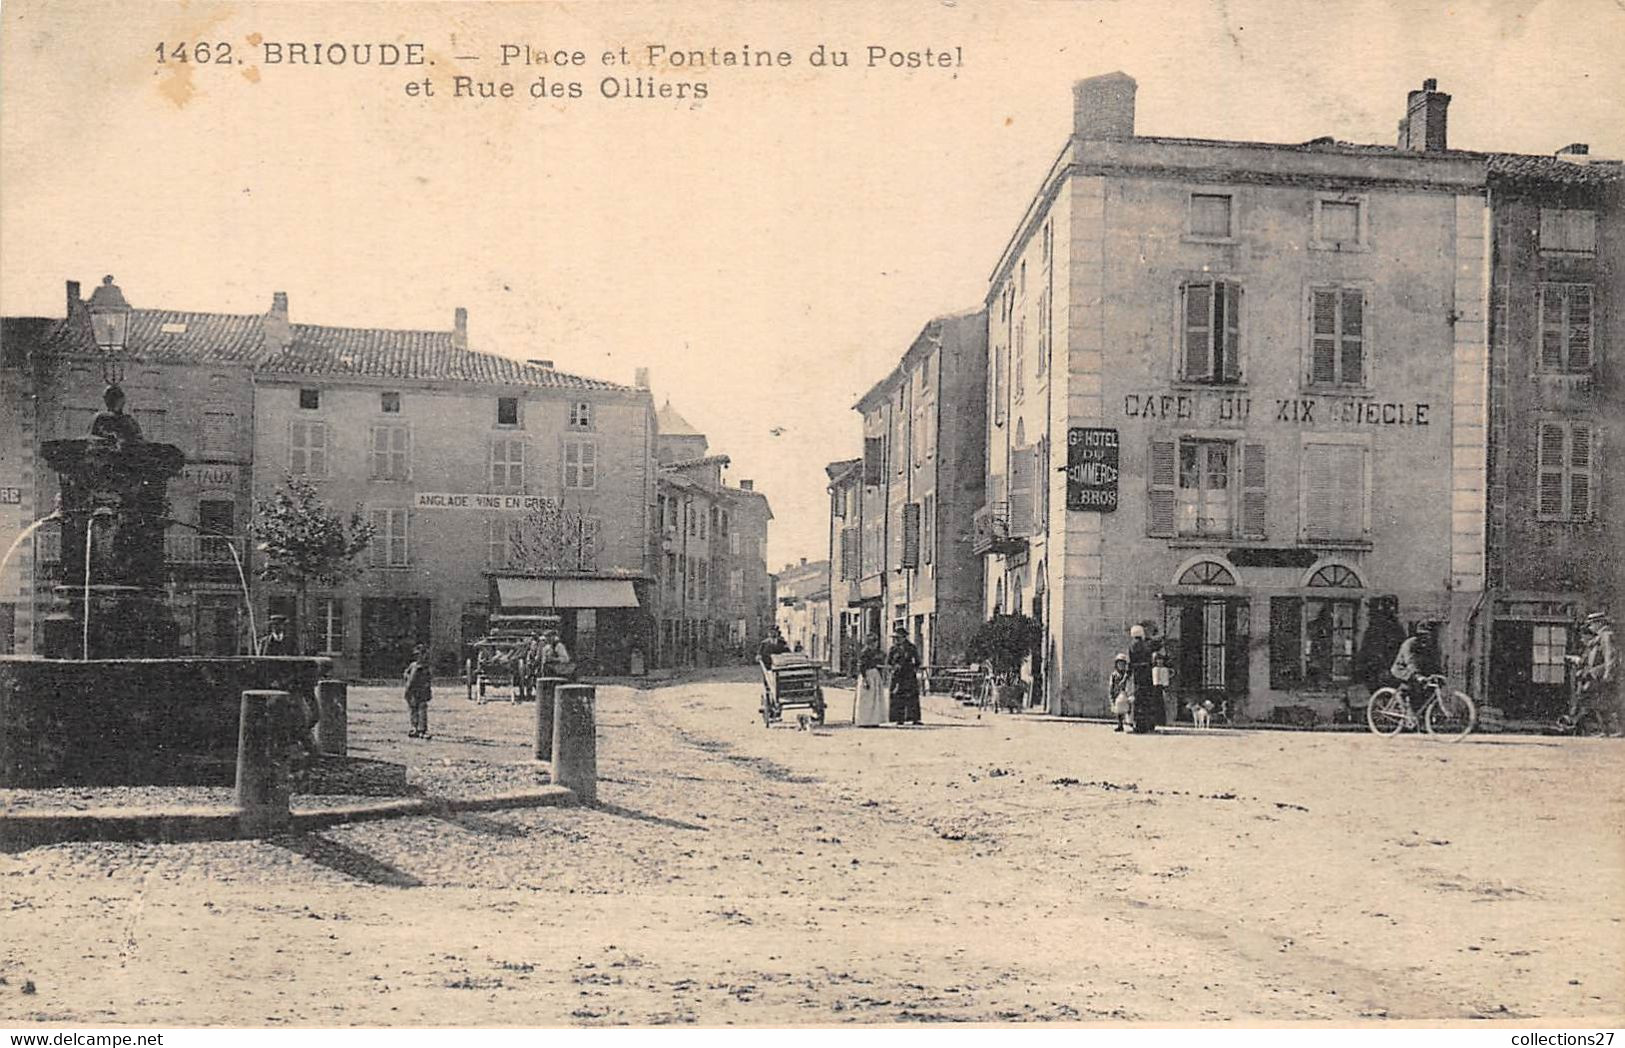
(1, 0, 1622, 1034)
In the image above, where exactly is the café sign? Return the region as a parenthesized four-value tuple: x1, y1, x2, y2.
(1065, 427, 1119, 512)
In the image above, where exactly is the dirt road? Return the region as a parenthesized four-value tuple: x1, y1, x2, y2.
(2, 670, 1621, 1026)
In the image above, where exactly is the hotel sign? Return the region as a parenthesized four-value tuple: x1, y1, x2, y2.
(414, 492, 558, 512)
(1065, 427, 1119, 512)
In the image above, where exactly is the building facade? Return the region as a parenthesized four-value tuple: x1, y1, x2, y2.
(650, 403, 774, 667)
(251, 294, 657, 677)
(825, 457, 864, 674)
(982, 75, 1493, 722)
(774, 557, 830, 661)
(1480, 154, 1624, 717)
(842, 312, 988, 674)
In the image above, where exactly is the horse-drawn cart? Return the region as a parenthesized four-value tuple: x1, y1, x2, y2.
(760, 653, 827, 727)
(466, 613, 558, 703)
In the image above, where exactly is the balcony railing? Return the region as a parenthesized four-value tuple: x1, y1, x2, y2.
(971, 501, 1028, 557)
(36, 528, 245, 567)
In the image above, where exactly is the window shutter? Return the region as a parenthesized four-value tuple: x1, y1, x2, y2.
(1221, 282, 1242, 383)
(1183, 282, 1212, 380)
(1269, 597, 1304, 688)
(1340, 290, 1364, 386)
(1310, 291, 1338, 384)
(1570, 424, 1592, 519)
(1539, 285, 1566, 369)
(1008, 446, 1035, 537)
(863, 437, 883, 485)
(1241, 443, 1267, 538)
(1538, 423, 1566, 517)
(901, 503, 921, 568)
(831, 488, 845, 520)
(840, 527, 858, 579)
(1568, 285, 1592, 371)
(1148, 440, 1177, 537)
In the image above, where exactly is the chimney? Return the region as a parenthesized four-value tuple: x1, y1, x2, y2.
(800, 556, 807, 566)
(264, 290, 291, 350)
(527, 358, 554, 369)
(1397, 78, 1450, 152)
(452, 307, 468, 350)
(634, 367, 650, 389)
(739, 479, 754, 491)
(1557, 143, 1590, 155)
(65, 280, 82, 318)
(1072, 72, 1137, 140)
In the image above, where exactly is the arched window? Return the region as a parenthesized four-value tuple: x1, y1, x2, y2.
(1176, 560, 1236, 586)
(1307, 564, 1362, 589)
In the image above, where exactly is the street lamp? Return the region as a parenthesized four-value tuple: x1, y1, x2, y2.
(86, 275, 131, 384)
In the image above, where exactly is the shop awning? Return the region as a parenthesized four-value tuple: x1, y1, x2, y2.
(495, 577, 640, 609)
(555, 578, 639, 608)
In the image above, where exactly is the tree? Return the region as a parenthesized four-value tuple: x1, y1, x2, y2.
(507, 499, 599, 573)
(966, 612, 1040, 679)
(249, 474, 375, 652)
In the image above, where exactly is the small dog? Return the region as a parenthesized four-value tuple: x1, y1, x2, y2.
(796, 714, 811, 731)
(1189, 700, 1214, 729)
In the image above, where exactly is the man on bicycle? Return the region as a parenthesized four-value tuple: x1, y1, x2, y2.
(1579, 611, 1621, 736)
(1390, 621, 1442, 713)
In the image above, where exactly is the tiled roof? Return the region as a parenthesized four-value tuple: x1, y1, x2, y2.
(1131, 134, 1624, 184)
(28, 308, 632, 391)
(267, 323, 632, 390)
(663, 454, 732, 471)
(825, 458, 861, 482)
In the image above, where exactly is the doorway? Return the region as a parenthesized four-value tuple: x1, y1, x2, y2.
(1491, 620, 1569, 720)
(195, 592, 242, 656)
(1164, 596, 1250, 719)
(361, 597, 431, 677)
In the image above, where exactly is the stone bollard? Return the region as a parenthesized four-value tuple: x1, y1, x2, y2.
(551, 683, 597, 804)
(236, 689, 292, 836)
(315, 679, 348, 756)
(534, 677, 566, 761)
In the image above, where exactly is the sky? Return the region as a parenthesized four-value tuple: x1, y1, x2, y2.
(3, 0, 1622, 570)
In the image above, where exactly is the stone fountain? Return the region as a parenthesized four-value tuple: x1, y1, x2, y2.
(39, 384, 186, 659)
(0, 384, 332, 788)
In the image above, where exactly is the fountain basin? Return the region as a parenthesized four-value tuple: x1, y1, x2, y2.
(0, 656, 331, 787)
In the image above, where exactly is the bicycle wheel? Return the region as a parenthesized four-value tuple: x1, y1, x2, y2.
(1424, 690, 1476, 741)
(1366, 688, 1407, 736)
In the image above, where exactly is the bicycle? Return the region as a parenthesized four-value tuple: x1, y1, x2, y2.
(1366, 673, 1477, 741)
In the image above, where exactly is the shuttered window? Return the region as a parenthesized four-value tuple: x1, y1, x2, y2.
(1539, 209, 1597, 255)
(289, 421, 328, 476)
(1008, 445, 1037, 538)
(993, 343, 1007, 426)
(1241, 443, 1267, 538)
(370, 425, 410, 480)
(490, 439, 525, 491)
(863, 437, 884, 485)
(1309, 288, 1365, 387)
(1537, 420, 1595, 521)
(901, 502, 922, 569)
(839, 527, 859, 580)
(1181, 280, 1242, 383)
(1537, 283, 1593, 373)
(1302, 443, 1369, 540)
(923, 495, 935, 566)
(369, 508, 410, 567)
(1148, 439, 1178, 537)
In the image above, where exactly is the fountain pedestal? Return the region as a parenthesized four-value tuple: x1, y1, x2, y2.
(39, 438, 186, 659)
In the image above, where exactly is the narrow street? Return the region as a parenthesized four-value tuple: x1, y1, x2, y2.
(2, 671, 1621, 1026)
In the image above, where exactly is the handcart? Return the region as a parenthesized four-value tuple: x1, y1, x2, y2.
(760, 653, 827, 727)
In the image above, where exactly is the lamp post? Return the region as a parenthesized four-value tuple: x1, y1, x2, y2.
(86, 275, 131, 385)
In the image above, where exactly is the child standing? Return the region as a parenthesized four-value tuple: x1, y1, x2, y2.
(1110, 652, 1135, 732)
(404, 643, 433, 738)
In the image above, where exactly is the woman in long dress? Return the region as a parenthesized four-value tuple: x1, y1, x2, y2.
(855, 633, 887, 727)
